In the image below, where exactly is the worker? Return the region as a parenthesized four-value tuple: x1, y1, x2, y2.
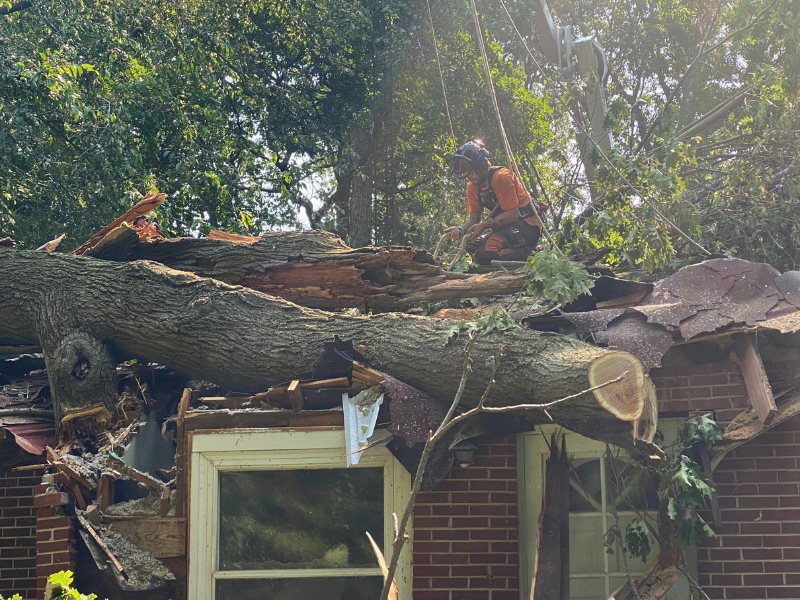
(443, 140, 544, 265)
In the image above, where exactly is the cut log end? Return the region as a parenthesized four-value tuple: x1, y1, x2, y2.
(588, 351, 645, 422)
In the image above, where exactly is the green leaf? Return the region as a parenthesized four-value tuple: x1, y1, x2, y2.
(48, 571, 74, 588)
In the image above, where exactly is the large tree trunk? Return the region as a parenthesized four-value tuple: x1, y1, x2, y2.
(83, 228, 529, 311)
(0, 248, 639, 444)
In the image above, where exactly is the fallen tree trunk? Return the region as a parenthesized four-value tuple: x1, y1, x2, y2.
(0, 248, 639, 444)
(82, 227, 528, 311)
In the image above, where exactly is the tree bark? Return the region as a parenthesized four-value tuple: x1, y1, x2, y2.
(83, 228, 530, 311)
(0, 248, 638, 444)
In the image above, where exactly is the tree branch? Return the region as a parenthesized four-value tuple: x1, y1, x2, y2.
(0, 0, 32, 16)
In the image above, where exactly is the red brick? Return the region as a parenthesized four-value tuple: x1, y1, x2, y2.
(726, 587, 766, 599)
(431, 577, 468, 588)
(756, 460, 797, 472)
(469, 481, 506, 492)
(490, 493, 516, 504)
(711, 574, 742, 586)
(766, 588, 800, 598)
(432, 530, 469, 540)
(738, 496, 780, 508)
(35, 516, 70, 530)
(742, 548, 782, 560)
(468, 553, 507, 564)
(765, 561, 800, 572)
(33, 492, 69, 508)
(741, 522, 781, 534)
(490, 542, 517, 553)
(722, 536, 764, 549)
(415, 517, 451, 529)
(737, 471, 778, 483)
(451, 542, 489, 553)
(451, 517, 489, 528)
(470, 530, 507, 541)
(415, 566, 450, 577)
(419, 493, 450, 504)
(432, 505, 469, 516)
(744, 574, 784, 586)
(413, 578, 431, 589)
(469, 505, 506, 516)
(414, 592, 449, 600)
(451, 493, 489, 504)
(452, 566, 488, 576)
(37, 540, 71, 554)
(690, 373, 730, 385)
(415, 542, 451, 553)
(431, 553, 469, 564)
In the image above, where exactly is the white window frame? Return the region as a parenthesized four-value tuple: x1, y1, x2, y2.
(517, 422, 685, 600)
(188, 427, 412, 600)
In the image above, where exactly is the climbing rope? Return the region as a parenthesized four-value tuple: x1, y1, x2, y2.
(468, 0, 562, 255)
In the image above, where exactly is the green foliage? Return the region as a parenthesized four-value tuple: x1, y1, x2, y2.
(602, 518, 653, 563)
(443, 308, 519, 345)
(524, 250, 595, 307)
(625, 518, 653, 563)
(45, 570, 97, 600)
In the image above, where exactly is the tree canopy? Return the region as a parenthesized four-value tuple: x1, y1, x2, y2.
(1, 0, 798, 273)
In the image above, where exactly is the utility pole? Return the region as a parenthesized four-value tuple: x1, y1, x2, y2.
(531, 0, 611, 205)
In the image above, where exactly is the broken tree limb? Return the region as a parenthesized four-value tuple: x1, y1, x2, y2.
(81, 228, 529, 311)
(0, 248, 645, 445)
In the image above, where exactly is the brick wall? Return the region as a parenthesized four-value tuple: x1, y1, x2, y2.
(413, 434, 518, 600)
(34, 477, 75, 599)
(652, 343, 800, 599)
(697, 418, 800, 599)
(0, 468, 38, 599)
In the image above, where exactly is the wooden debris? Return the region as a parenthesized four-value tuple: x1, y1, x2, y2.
(98, 474, 115, 511)
(733, 334, 777, 425)
(105, 517, 186, 559)
(71, 191, 166, 256)
(160, 485, 171, 518)
(46, 446, 94, 491)
(287, 380, 304, 412)
(71, 483, 87, 510)
(158, 466, 176, 481)
(712, 392, 800, 466)
(107, 453, 164, 491)
(181, 409, 344, 431)
(588, 351, 645, 422)
(174, 388, 191, 520)
(531, 432, 569, 600)
(77, 514, 127, 577)
(352, 361, 384, 386)
(59, 403, 114, 442)
(12, 464, 49, 472)
(35, 234, 66, 253)
(366, 531, 399, 600)
(84, 503, 101, 525)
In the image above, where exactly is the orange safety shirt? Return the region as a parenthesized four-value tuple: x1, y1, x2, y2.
(466, 167, 542, 230)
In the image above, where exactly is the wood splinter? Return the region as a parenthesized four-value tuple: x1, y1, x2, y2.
(77, 514, 127, 578)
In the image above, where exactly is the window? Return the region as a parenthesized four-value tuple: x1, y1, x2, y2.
(518, 426, 671, 600)
(189, 428, 411, 600)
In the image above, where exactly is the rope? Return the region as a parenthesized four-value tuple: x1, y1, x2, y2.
(468, 0, 562, 255)
(425, 0, 456, 149)
(495, 0, 711, 257)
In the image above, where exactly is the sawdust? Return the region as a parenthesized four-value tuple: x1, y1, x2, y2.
(104, 491, 174, 517)
(96, 528, 175, 589)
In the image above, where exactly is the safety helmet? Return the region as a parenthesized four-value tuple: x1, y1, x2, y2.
(449, 140, 490, 178)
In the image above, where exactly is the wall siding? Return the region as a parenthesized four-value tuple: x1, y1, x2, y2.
(413, 435, 519, 600)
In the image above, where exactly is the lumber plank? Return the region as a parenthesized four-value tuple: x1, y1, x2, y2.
(104, 517, 187, 559)
(734, 334, 777, 425)
(175, 388, 191, 520)
(98, 474, 114, 511)
(287, 380, 304, 413)
(182, 409, 344, 431)
(352, 361, 384, 386)
(107, 454, 164, 490)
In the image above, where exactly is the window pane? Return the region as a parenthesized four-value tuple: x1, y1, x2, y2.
(216, 576, 383, 600)
(568, 516, 605, 573)
(569, 459, 602, 512)
(219, 468, 384, 570)
(569, 576, 607, 600)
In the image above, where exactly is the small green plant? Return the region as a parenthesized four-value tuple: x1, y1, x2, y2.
(44, 570, 98, 600)
(443, 308, 519, 345)
(524, 249, 594, 307)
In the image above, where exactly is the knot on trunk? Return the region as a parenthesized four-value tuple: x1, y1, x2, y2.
(45, 332, 118, 427)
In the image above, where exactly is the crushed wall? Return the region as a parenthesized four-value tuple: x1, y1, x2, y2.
(0, 469, 38, 598)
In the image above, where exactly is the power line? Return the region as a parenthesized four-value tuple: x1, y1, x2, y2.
(495, 0, 710, 257)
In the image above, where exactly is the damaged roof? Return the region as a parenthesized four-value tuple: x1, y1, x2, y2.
(526, 258, 800, 371)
